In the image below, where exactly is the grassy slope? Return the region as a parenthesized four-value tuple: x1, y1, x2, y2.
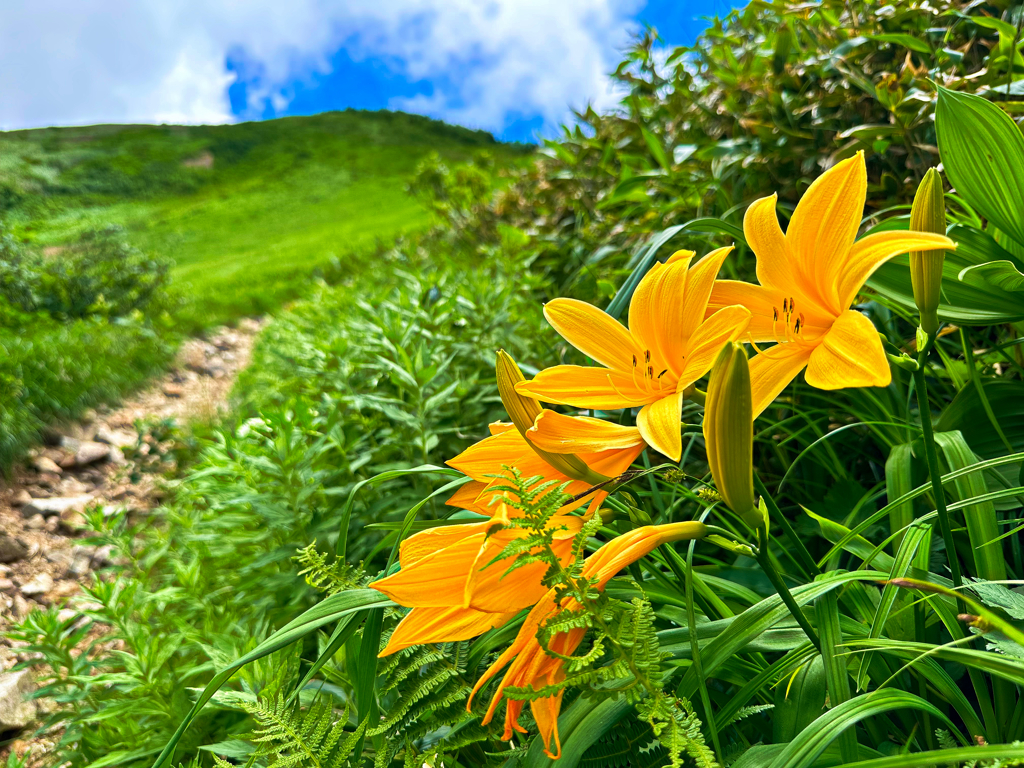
(1, 110, 522, 330)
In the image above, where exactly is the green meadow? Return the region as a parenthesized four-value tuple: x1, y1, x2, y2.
(3, 110, 519, 330)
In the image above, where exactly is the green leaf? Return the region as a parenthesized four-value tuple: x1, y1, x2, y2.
(959, 259, 1024, 291)
(933, 431, 1007, 582)
(884, 444, 915, 553)
(517, 696, 631, 768)
(870, 223, 1024, 325)
(867, 33, 932, 55)
(641, 126, 670, 169)
(835, 744, 1024, 768)
(773, 656, 826, 743)
(936, 87, 1024, 248)
(151, 589, 393, 768)
(766, 689, 964, 768)
(676, 571, 890, 699)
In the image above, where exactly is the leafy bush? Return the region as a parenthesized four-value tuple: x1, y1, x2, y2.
(0, 224, 170, 321)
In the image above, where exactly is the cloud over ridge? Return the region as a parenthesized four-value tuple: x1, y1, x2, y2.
(0, 0, 643, 136)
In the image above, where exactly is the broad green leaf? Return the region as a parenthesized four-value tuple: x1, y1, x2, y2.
(936, 87, 1024, 248)
(867, 33, 932, 55)
(767, 689, 964, 768)
(814, 586, 856, 764)
(676, 571, 889, 699)
(517, 696, 631, 768)
(933, 431, 1006, 582)
(640, 125, 670, 169)
(837, 744, 1024, 768)
(870, 223, 1024, 324)
(773, 656, 826, 742)
(883, 444, 915, 553)
(959, 259, 1024, 291)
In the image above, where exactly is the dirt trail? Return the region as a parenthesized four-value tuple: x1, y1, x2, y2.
(0, 317, 265, 745)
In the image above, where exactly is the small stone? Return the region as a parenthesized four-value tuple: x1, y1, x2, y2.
(162, 383, 184, 398)
(21, 495, 93, 518)
(0, 536, 28, 564)
(19, 572, 53, 596)
(93, 426, 135, 447)
(0, 579, 15, 592)
(67, 547, 94, 578)
(57, 608, 77, 623)
(30, 455, 63, 475)
(0, 669, 35, 729)
(12, 594, 30, 618)
(108, 446, 126, 465)
(59, 436, 81, 453)
(58, 506, 88, 533)
(24, 514, 46, 530)
(59, 476, 91, 495)
(65, 441, 111, 467)
(11, 490, 32, 507)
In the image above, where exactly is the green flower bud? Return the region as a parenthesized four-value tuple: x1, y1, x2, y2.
(909, 168, 947, 336)
(703, 342, 760, 528)
(495, 350, 608, 485)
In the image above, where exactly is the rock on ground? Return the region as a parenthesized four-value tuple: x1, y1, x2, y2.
(0, 670, 35, 730)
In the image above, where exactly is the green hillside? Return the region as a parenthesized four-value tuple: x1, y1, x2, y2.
(0, 110, 524, 466)
(0, 110, 521, 330)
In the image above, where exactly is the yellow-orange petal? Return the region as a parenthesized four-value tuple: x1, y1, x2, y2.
(678, 304, 751, 386)
(398, 521, 491, 568)
(787, 152, 867, 306)
(379, 606, 515, 656)
(582, 522, 708, 588)
(745, 193, 794, 291)
(518, 365, 650, 409)
(636, 391, 684, 462)
(628, 249, 695, 377)
(446, 481, 490, 513)
(543, 298, 642, 372)
(805, 309, 891, 390)
(528, 410, 644, 453)
(836, 230, 956, 310)
(678, 246, 734, 349)
(447, 428, 528, 484)
(466, 519, 582, 613)
(372, 531, 487, 607)
(749, 342, 815, 417)
(705, 280, 780, 343)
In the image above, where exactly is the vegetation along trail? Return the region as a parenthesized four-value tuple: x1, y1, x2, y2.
(0, 318, 265, 748)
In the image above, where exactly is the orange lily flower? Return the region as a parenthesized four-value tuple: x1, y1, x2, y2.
(468, 521, 708, 758)
(705, 151, 956, 416)
(372, 505, 584, 656)
(447, 351, 646, 518)
(447, 416, 645, 517)
(516, 247, 751, 462)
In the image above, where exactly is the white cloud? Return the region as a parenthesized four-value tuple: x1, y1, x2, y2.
(0, 0, 643, 137)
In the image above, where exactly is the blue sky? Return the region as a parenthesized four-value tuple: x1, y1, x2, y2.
(0, 1, 739, 139)
(226, 0, 738, 143)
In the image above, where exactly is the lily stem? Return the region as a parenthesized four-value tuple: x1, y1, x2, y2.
(755, 524, 821, 652)
(913, 337, 964, 594)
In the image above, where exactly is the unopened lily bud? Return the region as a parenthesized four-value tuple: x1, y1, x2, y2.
(703, 342, 760, 528)
(495, 350, 608, 485)
(909, 168, 947, 335)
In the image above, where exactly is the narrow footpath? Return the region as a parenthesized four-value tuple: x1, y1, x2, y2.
(0, 318, 265, 747)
